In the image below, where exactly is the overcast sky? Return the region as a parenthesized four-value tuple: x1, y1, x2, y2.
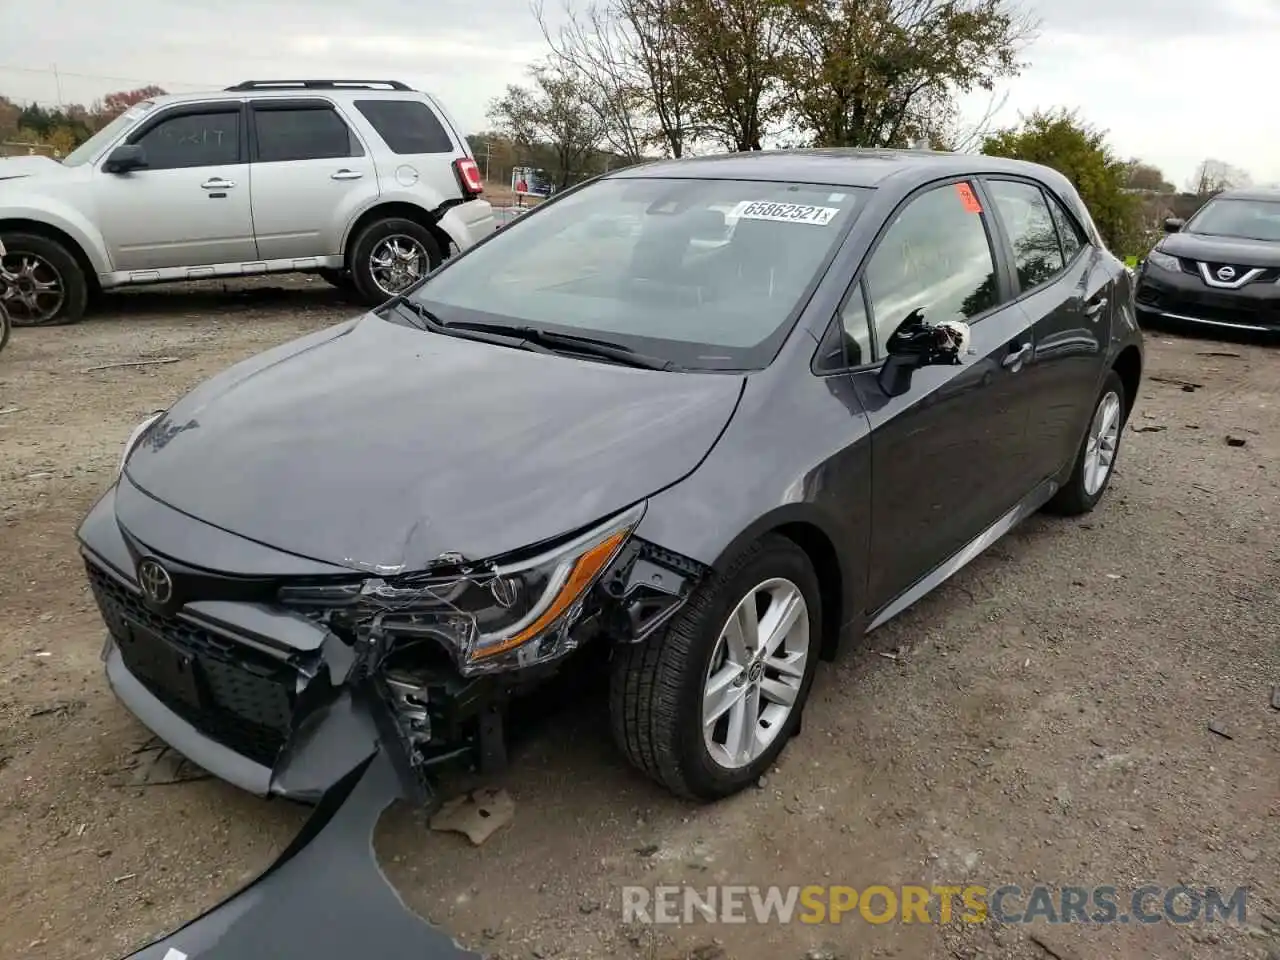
(2, 0, 1276, 188)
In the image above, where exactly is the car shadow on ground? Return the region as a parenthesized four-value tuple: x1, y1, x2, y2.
(89, 280, 360, 323)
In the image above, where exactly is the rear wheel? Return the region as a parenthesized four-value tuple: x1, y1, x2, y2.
(1045, 369, 1127, 516)
(0, 301, 10, 353)
(1, 232, 87, 326)
(348, 218, 442, 307)
(610, 534, 821, 800)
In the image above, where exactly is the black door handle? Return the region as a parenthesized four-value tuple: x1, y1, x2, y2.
(1001, 342, 1032, 371)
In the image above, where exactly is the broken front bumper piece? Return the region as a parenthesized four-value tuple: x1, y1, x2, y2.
(84, 487, 707, 805)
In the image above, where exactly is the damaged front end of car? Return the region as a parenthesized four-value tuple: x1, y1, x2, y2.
(83, 491, 709, 812)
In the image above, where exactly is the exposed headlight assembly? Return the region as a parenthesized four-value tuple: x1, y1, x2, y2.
(280, 502, 645, 675)
(117, 412, 165, 477)
(1145, 250, 1181, 274)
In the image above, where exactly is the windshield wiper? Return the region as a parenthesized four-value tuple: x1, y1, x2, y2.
(441, 320, 678, 371)
(386, 297, 554, 355)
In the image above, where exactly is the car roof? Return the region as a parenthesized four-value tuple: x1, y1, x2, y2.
(140, 82, 427, 108)
(1213, 186, 1280, 202)
(611, 148, 1074, 192)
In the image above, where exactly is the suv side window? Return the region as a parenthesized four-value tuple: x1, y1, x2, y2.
(253, 106, 361, 162)
(354, 99, 454, 154)
(864, 181, 999, 351)
(986, 179, 1065, 290)
(1047, 194, 1087, 262)
(132, 110, 240, 170)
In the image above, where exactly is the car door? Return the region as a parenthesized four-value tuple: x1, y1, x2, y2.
(93, 103, 255, 271)
(981, 177, 1112, 484)
(844, 178, 1041, 614)
(247, 99, 379, 261)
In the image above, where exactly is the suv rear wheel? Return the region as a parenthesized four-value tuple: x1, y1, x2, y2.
(1, 233, 88, 326)
(610, 534, 821, 800)
(349, 218, 442, 306)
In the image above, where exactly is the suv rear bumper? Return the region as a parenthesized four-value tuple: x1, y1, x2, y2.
(439, 198, 496, 253)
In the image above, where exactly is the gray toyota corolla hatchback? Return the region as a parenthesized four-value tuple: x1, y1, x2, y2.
(78, 149, 1143, 805)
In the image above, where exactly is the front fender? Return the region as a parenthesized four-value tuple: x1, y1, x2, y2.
(0, 197, 112, 273)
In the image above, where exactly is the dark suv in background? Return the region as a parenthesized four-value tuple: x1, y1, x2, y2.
(1135, 187, 1280, 335)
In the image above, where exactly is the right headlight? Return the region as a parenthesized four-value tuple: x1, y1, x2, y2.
(1145, 250, 1181, 274)
(117, 412, 164, 477)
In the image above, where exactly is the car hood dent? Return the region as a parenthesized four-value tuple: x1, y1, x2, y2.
(125, 313, 745, 571)
(1160, 231, 1280, 267)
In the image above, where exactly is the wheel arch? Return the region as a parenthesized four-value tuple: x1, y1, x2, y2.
(341, 202, 452, 269)
(0, 217, 102, 295)
(703, 506, 850, 663)
(1112, 344, 1142, 422)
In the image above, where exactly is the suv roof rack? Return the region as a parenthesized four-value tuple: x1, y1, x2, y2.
(224, 80, 413, 91)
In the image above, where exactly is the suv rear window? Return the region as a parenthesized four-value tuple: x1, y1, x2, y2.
(354, 100, 453, 154)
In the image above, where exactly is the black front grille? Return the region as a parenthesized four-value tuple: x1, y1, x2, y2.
(1189, 260, 1280, 284)
(86, 559, 298, 767)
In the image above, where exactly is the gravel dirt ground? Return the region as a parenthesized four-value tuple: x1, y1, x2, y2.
(0, 279, 1277, 960)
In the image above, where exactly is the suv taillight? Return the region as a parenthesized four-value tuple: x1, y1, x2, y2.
(453, 158, 484, 197)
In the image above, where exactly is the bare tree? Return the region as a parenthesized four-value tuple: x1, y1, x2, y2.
(616, 0, 699, 157)
(487, 61, 605, 188)
(1188, 158, 1251, 197)
(533, 0, 649, 164)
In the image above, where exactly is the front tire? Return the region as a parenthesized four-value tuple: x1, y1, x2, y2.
(348, 218, 442, 307)
(1045, 369, 1127, 516)
(610, 534, 822, 800)
(1, 232, 87, 326)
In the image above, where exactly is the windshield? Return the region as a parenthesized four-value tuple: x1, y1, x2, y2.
(411, 176, 868, 369)
(1185, 197, 1280, 242)
(61, 103, 156, 168)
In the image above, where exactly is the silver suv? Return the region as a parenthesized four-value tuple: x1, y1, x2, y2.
(0, 79, 495, 326)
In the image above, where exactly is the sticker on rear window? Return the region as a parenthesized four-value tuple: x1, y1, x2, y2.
(954, 182, 983, 213)
(731, 200, 840, 225)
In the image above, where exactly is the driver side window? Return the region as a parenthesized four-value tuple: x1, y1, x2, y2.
(864, 182, 999, 354)
(132, 109, 241, 170)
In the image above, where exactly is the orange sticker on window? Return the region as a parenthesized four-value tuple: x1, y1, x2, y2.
(955, 182, 983, 213)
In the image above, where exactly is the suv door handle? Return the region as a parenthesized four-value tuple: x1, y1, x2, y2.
(1084, 295, 1109, 318)
(1001, 342, 1033, 371)
(331, 169, 363, 180)
(201, 177, 235, 190)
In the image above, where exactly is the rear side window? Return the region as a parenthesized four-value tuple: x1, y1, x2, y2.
(864, 181, 1000, 350)
(1047, 195, 1086, 261)
(253, 107, 361, 162)
(354, 99, 454, 154)
(986, 179, 1064, 290)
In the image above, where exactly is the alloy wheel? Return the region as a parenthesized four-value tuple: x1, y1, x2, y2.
(701, 577, 810, 770)
(368, 235, 430, 297)
(1083, 389, 1122, 496)
(0, 251, 66, 325)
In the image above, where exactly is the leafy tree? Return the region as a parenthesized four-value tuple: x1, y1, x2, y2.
(487, 62, 605, 188)
(781, 0, 1033, 148)
(672, 0, 792, 151)
(1124, 160, 1172, 193)
(982, 108, 1140, 253)
(101, 85, 166, 120)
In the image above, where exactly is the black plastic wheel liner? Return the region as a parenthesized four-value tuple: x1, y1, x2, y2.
(119, 721, 481, 959)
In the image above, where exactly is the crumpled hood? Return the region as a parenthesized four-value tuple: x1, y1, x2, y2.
(1160, 230, 1280, 268)
(124, 313, 744, 572)
(0, 155, 66, 182)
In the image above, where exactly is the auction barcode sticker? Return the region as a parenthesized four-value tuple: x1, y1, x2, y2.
(731, 200, 840, 225)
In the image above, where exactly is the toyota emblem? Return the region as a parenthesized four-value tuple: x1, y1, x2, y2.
(137, 558, 174, 607)
(1216, 265, 1237, 282)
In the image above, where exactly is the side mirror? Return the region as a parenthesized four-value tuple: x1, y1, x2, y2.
(1163, 217, 1184, 234)
(877, 312, 971, 398)
(103, 144, 147, 174)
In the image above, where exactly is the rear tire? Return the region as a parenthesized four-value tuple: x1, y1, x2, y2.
(1, 232, 87, 326)
(0, 301, 10, 353)
(610, 534, 822, 800)
(1045, 369, 1127, 516)
(348, 218, 442, 307)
